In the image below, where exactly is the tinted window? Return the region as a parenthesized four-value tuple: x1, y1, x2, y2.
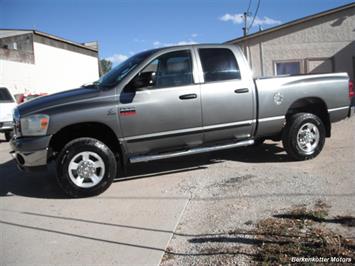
(155, 50, 193, 88)
(199, 48, 241, 82)
(0, 88, 14, 102)
(131, 50, 193, 89)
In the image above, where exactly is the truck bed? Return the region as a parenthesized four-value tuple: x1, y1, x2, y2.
(254, 72, 350, 137)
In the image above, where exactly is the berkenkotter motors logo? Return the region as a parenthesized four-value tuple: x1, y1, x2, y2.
(291, 257, 352, 263)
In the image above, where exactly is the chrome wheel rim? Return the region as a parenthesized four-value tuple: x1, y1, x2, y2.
(68, 151, 105, 188)
(296, 122, 320, 155)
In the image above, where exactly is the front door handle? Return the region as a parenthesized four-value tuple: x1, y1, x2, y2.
(234, 88, 249, 94)
(179, 93, 197, 100)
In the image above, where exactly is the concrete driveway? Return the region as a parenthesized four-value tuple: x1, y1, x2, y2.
(0, 139, 195, 266)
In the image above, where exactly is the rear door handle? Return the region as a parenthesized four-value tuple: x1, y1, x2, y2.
(179, 93, 197, 100)
(234, 88, 249, 94)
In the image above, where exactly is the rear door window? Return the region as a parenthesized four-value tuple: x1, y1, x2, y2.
(0, 88, 14, 103)
(198, 48, 241, 83)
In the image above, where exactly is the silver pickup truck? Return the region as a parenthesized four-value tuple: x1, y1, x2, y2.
(10, 44, 354, 197)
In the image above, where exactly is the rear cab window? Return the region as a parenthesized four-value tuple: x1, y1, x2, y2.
(198, 48, 241, 83)
(0, 88, 14, 103)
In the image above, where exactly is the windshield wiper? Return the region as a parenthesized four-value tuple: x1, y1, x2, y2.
(98, 82, 118, 88)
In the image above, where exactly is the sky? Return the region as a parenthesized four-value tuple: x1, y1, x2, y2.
(0, 0, 353, 64)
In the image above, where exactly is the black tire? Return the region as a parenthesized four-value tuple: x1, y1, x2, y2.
(253, 137, 265, 146)
(56, 137, 117, 197)
(282, 113, 325, 161)
(4, 131, 14, 142)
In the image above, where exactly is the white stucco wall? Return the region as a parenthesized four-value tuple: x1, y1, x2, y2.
(0, 59, 35, 94)
(0, 41, 99, 95)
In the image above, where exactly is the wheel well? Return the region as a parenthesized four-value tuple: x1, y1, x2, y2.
(49, 122, 122, 159)
(286, 97, 331, 137)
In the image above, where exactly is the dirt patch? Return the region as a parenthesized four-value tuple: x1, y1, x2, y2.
(222, 175, 255, 185)
(161, 201, 355, 265)
(254, 201, 355, 264)
(161, 246, 174, 264)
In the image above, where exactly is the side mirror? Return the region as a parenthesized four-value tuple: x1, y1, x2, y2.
(132, 71, 156, 89)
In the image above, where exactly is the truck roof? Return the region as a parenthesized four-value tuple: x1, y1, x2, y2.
(151, 43, 236, 52)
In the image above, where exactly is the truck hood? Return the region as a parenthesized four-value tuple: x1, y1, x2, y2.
(17, 86, 100, 116)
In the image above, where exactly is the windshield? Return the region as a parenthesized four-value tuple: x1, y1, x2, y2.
(98, 49, 158, 88)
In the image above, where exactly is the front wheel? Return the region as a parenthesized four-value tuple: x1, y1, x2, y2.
(253, 137, 266, 146)
(56, 137, 117, 197)
(282, 113, 326, 161)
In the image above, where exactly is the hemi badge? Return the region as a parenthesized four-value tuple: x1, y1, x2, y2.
(120, 108, 136, 116)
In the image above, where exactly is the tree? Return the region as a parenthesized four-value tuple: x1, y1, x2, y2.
(100, 59, 112, 76)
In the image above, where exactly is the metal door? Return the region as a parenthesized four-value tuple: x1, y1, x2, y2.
(195, 46, 255, 143)
(119, 49, 203, 155)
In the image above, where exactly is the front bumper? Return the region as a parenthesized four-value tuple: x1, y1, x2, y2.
(10, 135, 52, 171)
(0, 121, 14, 132)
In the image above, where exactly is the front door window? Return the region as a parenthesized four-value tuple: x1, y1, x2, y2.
(129, 50, 193, 90)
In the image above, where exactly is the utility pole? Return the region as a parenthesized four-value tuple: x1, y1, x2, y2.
(242, 12, 250, 60)
(242, 12, 248, 36)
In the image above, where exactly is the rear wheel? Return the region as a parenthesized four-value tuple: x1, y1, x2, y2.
(56, 137, 117, 197)
(282, 113, 325, 160)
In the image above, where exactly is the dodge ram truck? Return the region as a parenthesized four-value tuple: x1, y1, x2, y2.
(10, 44, 354, 197)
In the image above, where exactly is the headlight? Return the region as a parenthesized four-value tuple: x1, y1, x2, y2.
(13, 108, 21, 136)
(21, 114, 50, 136)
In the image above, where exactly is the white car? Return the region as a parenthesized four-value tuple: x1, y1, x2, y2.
(0, 87, 17, 141)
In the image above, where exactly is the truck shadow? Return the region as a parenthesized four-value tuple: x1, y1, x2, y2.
(0, 160, 65, 198)
(0, 142, 290, 199)
(122, 143, 290, 181)
(213, 143, 290, 163)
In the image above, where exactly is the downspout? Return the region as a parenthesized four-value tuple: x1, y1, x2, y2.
(243, 40, 249, 62)
(242, 40, 251, 68)
(259, 41, 264, 77)
(247, 44, 252, 69)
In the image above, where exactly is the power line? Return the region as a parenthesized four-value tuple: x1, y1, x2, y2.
(243, 0, 253, 36)
(246, 0, 252, 14)
(248, 0, 261, 31)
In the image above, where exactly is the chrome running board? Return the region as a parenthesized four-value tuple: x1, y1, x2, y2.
(129, 139, 254, 163)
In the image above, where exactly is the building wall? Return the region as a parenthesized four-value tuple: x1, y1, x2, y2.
(234, 6, 355, 79)
(0, 33, 34, 64)
(0, 36, 99, 95)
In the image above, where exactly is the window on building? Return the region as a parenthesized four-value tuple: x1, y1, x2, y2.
(1, 42, 17, 50)
(198, 48, 241, 82)
(274, 61, 302, 76)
